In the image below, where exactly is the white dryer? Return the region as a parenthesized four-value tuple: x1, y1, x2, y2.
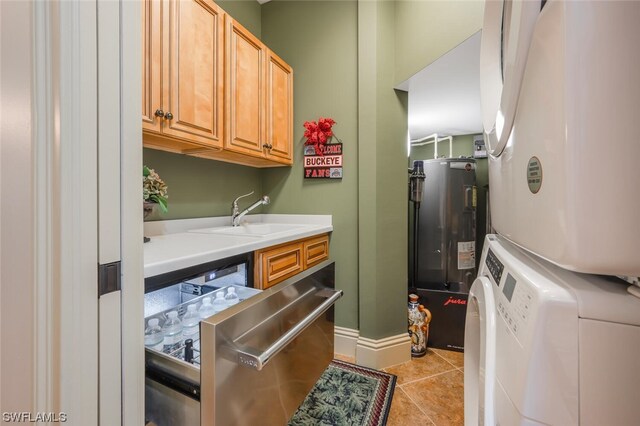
(465, 235, 640, 425)
(481, 0, 640, 277)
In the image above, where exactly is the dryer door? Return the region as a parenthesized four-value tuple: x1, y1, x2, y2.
(480, 0, 540, 156)
(464, 276, 497, 426)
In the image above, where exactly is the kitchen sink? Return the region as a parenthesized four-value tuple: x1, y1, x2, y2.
(189, 223, 308, 237)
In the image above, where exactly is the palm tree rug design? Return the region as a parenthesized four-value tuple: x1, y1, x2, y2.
(289, 359, 397, 426)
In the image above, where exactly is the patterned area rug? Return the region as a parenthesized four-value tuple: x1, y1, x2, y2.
(288, 360, 397, 426)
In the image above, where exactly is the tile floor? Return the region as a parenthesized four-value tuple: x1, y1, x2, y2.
(335, 348, 464, 426)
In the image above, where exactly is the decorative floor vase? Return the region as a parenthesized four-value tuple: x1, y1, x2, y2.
(408, 294, 431, 357)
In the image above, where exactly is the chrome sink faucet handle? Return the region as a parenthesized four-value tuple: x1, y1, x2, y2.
(232, 191, 254, 219)
(232, 193, 270, 227)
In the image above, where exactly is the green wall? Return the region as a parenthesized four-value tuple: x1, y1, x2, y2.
(260, 0, 410, 339)
(260, 0, 360, 331)
(357, 0, 409, 340)
(216, 0, 261, 36)
(394, 0, 483, 84)
(143, 148, 264, 220)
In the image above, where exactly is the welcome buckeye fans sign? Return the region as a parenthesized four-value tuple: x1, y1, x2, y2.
(304, 143, 343, 179)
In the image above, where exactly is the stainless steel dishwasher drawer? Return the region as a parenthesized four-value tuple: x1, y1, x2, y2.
(145, 261, 340, 426)
(146, 378, 200, 426)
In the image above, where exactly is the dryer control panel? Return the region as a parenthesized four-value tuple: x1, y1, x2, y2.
(497, 273, 534, 337)
(486, 248, 504, 285)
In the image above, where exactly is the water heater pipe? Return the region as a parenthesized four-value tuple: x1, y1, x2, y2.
(435, 136, 453, 159)
(410, 133, 453, 158)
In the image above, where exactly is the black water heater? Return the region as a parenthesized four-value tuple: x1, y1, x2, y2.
(414, 158, 477, 290)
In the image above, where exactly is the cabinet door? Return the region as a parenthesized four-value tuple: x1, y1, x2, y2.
(162, 0, 224, 148)
(265, 50, 293, 164)
(225, 18, 266, 157)
(255, 242, 303, 290)
(303, 234, 329, 269)
(142, 0, 162, 133)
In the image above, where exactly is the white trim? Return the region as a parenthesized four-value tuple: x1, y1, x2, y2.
(57, 0, 99, 422)
(355, 333, 412, 370)
(120, 0, 145, 423)
(2, 0, 37, 413)
(30, 0, 102, 420)
(334, 326, 360, 359)
(334, 328, 413, 369)
(33, 0, 56, 415)
(97, 1, 123, 423)
(99, 292, 122, 425)
(97, 0, 122, 265)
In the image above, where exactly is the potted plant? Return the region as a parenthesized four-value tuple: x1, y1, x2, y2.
(143, 165, 168, 219)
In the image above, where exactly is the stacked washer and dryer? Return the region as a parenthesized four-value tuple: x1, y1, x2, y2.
(465, 1, 640, 425)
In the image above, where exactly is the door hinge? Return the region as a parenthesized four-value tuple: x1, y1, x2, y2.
(98, 261, 121, 297)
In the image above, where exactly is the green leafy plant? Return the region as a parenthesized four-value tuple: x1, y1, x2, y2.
(143, 165, 168, 213)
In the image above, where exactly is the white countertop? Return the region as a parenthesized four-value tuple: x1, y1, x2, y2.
(144, 214, 332, 278)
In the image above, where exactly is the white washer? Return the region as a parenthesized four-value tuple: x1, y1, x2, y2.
(480, 0, 640, 277)
(465, 235, 640, 425)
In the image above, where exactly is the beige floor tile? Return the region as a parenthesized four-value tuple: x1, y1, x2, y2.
(402, 369, 464, 426)
(432, 348, 464, 368)
(383, 349, 456, 385)
(333, 353, 356, 364)
(386, 387, 435, 426)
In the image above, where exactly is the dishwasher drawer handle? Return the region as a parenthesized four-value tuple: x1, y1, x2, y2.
(237, 289, 343, 371)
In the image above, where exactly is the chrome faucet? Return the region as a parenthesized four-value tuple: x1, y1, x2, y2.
(231, 192, 270, 226)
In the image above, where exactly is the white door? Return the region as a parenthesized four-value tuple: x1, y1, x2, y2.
(464, 276, 497, 426)
(97, 2, 123, 424)
(97, 0, 144, 425)
(480, 0, 540, 155)
(1, 1, 143, 423)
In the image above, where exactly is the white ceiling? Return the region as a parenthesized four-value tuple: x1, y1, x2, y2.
(397, 31, 483, 141)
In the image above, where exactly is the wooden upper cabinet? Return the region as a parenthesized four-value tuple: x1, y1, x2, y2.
(142, 1, 294, 166)
(142, 0, 162, 133)
(225, 18, 266, 157)
(162, 0, 224, 148)
(265, 50, 294, 164)
(141, 0, 224, 150)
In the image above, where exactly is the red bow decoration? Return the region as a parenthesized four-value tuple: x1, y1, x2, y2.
(303, 117, 336, 156)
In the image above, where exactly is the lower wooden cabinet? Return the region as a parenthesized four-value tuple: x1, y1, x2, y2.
(255, 241, 303, 290)
(255, 233, 329, 290)
(303, 234, 329, 268)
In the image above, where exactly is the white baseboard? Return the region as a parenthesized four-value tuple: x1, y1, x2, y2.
(355, 333, 411, 370)
(334, 327, 412, 369)
(334, 326, 360, 358)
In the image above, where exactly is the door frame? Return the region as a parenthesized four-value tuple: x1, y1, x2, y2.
(32, 1, 101, 422)
(120, 0, 145, 424)
(25, 0, 143, 423)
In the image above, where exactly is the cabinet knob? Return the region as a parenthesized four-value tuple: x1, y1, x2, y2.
(154, 109, 164, 118)
(267, 143, 273, 150)
(164, 112, 173, 120)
